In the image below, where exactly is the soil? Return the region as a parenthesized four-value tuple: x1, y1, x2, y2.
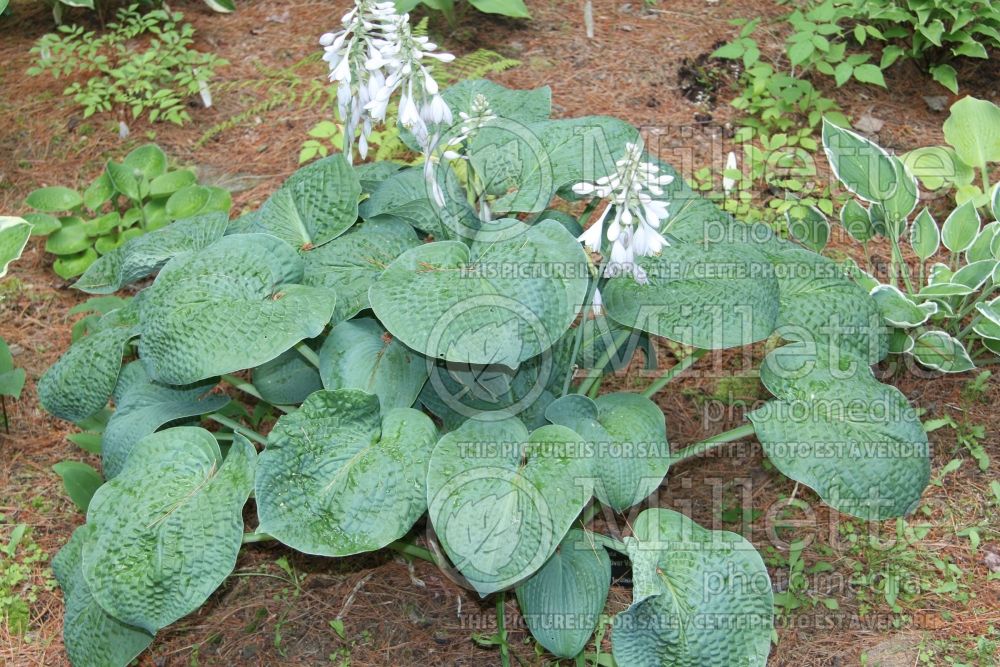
(1, 1, 998, 666)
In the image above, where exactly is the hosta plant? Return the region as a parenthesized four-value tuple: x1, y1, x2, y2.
(822, 118, 1000, 373)
(23, 143, 231, 280)
(35, 72, 935, 665)
(0, 216, 31, 430)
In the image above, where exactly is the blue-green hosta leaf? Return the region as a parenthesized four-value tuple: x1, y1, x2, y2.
(941, 200, 981, 252)
(370, 220, 589, 367)
(603, 242, 780, 350)
(942, 96, 1000, 172)
(0, 217, 32, 279)
(821, 119, 898, 204)
(52, 461, 103, 513)
(354, 161, 402, 194)
(245, 155, 361, 248)
(74, 212, 229, 294)
(82, 428, 256, 633)
(252, 347, 322, 406)
(871, 284, 938, 327)
(611, 508, 772, 667)
(426, 417, 590, 596)
(38, 320, 139, 423)
(749, 361, 930, 520)
(101, 363, 230, 479)
(359, 166, 480, 240)
(255, 389, 437, 556)
(302, 218, 420, 322)
(911, 331, 975, 373)
(319, 318, 428, 410)
(763, 240, 887, 365)
(442, 79, 551, 123)
(138, 234, 336, 384)
(545, 393, 670, 512)
(515, 529, 610, 659)
(52, 525, 154, 667)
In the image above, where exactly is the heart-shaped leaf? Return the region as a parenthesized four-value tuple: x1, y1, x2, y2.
(943, 96, 1000, 172)
(82, 428, 256, 633)
(426, 417, 590, 595)
(359, 166, 480, 240)
(245, 155, 361, 248)
(603, 242, 780, 350)
(515, 529, 610, 658)
(122, 144, 167, 180)
(545, 392, 670, 512)
(138, 234, 336, 384)
(255, 389, 438, 556)
(101, 363, 229, 479)
(370, 220, 589, 367)
(319, 318, 428, 411)
(749, 358, 930, 520)
(52, 525, 154, 667)
(611, 508, 772, 667)
(302, 218, 420, 322)
(75, 212, 229, 294)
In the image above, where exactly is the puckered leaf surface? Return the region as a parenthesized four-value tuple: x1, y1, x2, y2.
(82, 428, 256, 633)
(255, 389, 438, 556)
(426, 417, 590, 596)
(138, 234, 336, 384)
(611, 509, 772, 667)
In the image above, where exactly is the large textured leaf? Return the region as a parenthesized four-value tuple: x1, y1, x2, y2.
(370, 220, 589, 367)
(0, 217, 32, 279)
(101, 363, 229, 479)
(302, 218, 420, 322)
(545, 393, 670, 512)
(82, 428, 256, 633)
(38, 319, 139, 423)
(761, 240, 887, 365)
(255, 389, 438, 556)
(515, 529, 610, 658)
(426, 417, 590, 595)
(138, 234, 336, 384)
(52, 525, 154, 667)
(244, 155, 361, 248)
(611, 509, 772, 667)
(603, 242, 780, 349)
(318, 318, 428, 410)
(252, 347, 323, 405)
(442, 79, 551, 122)
(749, 359, 930, 520)
(74, 212, 229, 294)
(359, 166, 480, 240)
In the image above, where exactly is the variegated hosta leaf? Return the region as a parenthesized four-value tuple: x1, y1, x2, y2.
(426, 417, 590, 596)
(74, 212, 229, 294)
(603, 242, 780, 349)
(302, 218, 421, 322)
(611, 508, 772, 667)
(359, 166, 481, 240)
(319, 318, 428, 411)
(515, 529, 611, 659)
(252, 347, 323, 406)
(545, 393, 670, 512)
(0, 216, 32, 279)
(762, 240, 887, 365)
(101, 362, 230, 479)
(255, 389, 438, 556)
(243, 155, 361, 248)
(750, 355, 930, 520)
(52, 525, 154, 667)
(370, 220, 589, 367)
(871, 284, 938, 328)
(138, 234, 336, 384)
(38, 314, 139, 423)
(911, 330, 975, 373)
(82, 428, 256, 633)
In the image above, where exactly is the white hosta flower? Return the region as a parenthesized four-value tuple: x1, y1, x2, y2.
(722, 151, 737, 195)
(320, 0, 453, 161)
(572, 141, 673, 284)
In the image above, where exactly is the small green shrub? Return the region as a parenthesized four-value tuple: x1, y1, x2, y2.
(823, 114, 1000, 372)
(23, 143, 232, 280)
(28, 5, 227, 127)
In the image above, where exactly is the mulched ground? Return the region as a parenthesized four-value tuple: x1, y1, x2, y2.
(0, 0, 998, 665)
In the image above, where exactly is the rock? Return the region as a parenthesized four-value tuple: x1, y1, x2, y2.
(863, 632, 922, 667)
(854, 114, 884, 134)
(923, 96, 949, 112)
